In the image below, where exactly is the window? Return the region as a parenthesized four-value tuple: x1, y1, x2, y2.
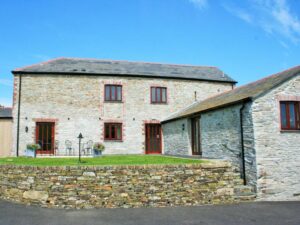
(280, 101, 300, 130)
(104, 123, 122, 140)
(105, 85, 122, 102)
(151, 87, 167, 103)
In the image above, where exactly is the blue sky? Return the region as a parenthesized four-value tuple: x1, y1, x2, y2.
(1, 0, 300, 106)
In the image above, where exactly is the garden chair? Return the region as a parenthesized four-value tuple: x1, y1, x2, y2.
(85, 140, 93, 156)
(54, 140, 59, 156)
(65, 140, 73, 156)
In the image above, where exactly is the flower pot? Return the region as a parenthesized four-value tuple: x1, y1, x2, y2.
(25, 149, 36, 158)
(93, 149, 102, 157)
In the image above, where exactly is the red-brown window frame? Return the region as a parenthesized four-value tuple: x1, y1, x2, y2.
(280, 101, 300, 130)
(151, 87, 167, 104)
(105, 85, 122, 102)
(35, 122, 55, 154)
(104, 123, 123, 141)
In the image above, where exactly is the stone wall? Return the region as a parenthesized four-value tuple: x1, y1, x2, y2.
(12, 74, 232, 156)
(162, 103, 257, 189)
(0, 162, 238, 209)
(200, 103, 256, 187)
(200, 102, 256, 188)
(252, 75, 300, 201)
(162, 118, 191, 156)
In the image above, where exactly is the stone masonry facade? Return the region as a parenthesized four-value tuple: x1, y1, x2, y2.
(163, 103, 257, 188)
(163, 118, 192, 155)
(0, 162, 238, 209)
(200, 102, 257, 189)
(252, 76, 300, 200)
(12, 75, 232, 156)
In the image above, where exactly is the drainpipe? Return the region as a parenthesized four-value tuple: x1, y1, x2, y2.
(239, 103, 246, 185)
(16, 75, 22, 157)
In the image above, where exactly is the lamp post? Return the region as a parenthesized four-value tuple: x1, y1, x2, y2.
(78, 133, 83, 163)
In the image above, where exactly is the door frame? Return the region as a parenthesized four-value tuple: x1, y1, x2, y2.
(191, 117, 201, 156)
(145, 123, 162, 154)
(35, 122, 55, 155)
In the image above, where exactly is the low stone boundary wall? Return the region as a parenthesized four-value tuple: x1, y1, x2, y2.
(0, 161, 238, 208)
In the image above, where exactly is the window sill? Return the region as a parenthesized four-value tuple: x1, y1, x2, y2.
(104, 140, 123, 142)
(104, 101, 123, 103)
(280, 130, 300, 133)
(151, 102, 168, 105)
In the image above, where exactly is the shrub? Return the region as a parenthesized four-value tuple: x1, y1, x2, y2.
(26, 143, 41, 151)
(93, 142, 105, 152)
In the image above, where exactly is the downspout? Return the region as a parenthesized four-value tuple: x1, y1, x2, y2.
(239, 103, 246, 185)
(16, 75, 22, 157)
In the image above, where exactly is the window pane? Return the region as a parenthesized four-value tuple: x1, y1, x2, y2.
(105, 124, 110, 138)
(280, 103, 287, 128)
(117, 125, 122, 139)
(156, 88, 161, 102)
(151, 88, 156, 102)
(162, 88, 166, 102)
(117, 86, 122, 101)
(111, 125, 116, 139)
(105, 86, 110, 101)
(289, 103, 296, 128)
(111, 86, 116, 100)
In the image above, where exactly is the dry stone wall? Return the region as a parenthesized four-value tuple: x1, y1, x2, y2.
(0, 162, 238, 209)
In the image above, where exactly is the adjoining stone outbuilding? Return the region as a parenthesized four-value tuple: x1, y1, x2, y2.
(0, 107, 12, 157)
(162, 66, 300, 201)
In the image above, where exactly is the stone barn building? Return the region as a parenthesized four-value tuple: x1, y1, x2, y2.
(162, 66, 300, 201)
(11, 58, 235, 156)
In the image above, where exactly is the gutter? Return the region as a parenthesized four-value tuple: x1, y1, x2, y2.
(0, 117, 13, 120)
(239, 103, 246, 185)
(16, 75, 22, 157)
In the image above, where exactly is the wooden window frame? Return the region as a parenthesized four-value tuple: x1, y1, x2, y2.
(151, 87, 167, 104)
(104, 84, 122, 102)
(35, 122, 55, 155)
(104, 123, 123, 141)
(280, 101, 300, 131)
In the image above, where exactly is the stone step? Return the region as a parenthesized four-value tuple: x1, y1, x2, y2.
(235, 193, 257, 201)
(234, 185, 253, 194)
(234, 184, 256, 202)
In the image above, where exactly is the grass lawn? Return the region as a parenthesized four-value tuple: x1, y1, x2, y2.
(0, 155, 205, 166)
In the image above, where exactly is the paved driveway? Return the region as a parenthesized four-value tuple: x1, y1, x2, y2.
(0, 200, 299, 225)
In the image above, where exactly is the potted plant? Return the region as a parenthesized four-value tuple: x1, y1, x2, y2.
(93, 142, 105, 157)
(25, 143, 41, 158)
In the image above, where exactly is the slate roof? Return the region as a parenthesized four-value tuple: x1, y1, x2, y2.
(0, 107, 12, 119)
(12, 58, 236, 83)
(163, 65, 300, 123)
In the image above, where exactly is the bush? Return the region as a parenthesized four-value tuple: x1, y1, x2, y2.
(26, 143, 41, 151)
(93, 142, 105, 152)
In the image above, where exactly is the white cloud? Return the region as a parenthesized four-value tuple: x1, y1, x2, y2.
(0, 79, 13, 87)
(223, 4, 253, 24)
(224, 0, 300, 44)
(189, 0, 208, 10)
